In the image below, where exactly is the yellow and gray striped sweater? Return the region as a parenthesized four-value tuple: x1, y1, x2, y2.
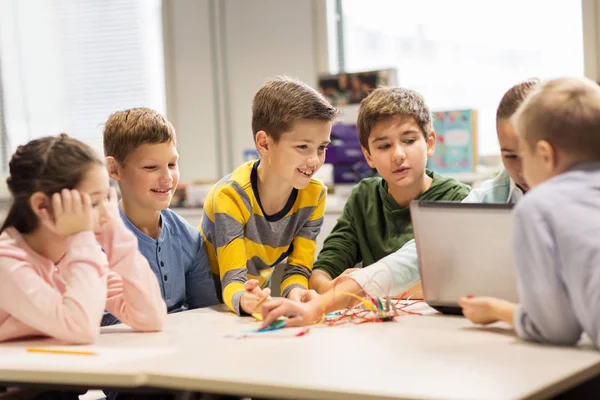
(200, 160, 326, 315)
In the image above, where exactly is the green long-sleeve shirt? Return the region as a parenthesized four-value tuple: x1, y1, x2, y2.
(313, 170, 470, 278)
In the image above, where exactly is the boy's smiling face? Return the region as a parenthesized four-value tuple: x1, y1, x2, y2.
(259, 119, 332, 190)
(111, 142, 180, 211)
(362, 116, 435, 192)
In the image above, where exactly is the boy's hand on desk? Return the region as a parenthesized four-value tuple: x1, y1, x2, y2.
(240, 279, 271, 315)
(459, 296, 516, 326)
(260, 298, 317, 329)
(287, 288, 319, 303)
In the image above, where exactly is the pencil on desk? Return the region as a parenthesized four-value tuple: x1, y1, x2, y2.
(26, 347, 97, 356)
(251, 295, 273, 320)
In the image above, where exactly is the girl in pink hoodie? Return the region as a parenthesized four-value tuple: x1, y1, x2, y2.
(0, 134, 166, 344)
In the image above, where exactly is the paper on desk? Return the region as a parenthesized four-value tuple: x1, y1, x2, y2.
(0, 347, 173, 369)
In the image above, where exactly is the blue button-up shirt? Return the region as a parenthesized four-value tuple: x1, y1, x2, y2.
(102, 207, 218, 326)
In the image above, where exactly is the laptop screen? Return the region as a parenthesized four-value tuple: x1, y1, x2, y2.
(409, 201, 519, 314)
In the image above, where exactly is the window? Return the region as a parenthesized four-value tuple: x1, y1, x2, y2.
(330, 0, 584, 156)
(0, 0, 165, 161)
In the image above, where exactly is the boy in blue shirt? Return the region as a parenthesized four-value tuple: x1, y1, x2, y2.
(460, 77, 600, 347)
(102, 107, 218, 324)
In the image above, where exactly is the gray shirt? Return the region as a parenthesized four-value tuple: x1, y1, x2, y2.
(513, 162, 600, 347)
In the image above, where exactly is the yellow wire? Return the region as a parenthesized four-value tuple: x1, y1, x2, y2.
(335, 291, 377, 311)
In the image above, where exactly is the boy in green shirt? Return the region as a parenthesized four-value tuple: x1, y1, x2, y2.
(310, 87, 470, 294)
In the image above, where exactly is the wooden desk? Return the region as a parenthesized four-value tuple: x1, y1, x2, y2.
(1, 305, 599, 399)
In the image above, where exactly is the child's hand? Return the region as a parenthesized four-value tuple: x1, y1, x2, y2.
(240, 279, 271, 315)
(287, 288, 319, 303)
(260, 298, 317, 329)
(41, 189, 94, 236)
(96, 187, 120, 232)
(459, 296, 507, 325)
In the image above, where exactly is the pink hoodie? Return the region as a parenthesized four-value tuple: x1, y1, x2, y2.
(0, 218, 167, 344)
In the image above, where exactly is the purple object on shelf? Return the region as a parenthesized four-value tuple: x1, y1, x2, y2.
(333, 161, 376, 183)
(326, 123, 363, 164)
(331, 123, 359, 142)
(325, 144, 364, 164)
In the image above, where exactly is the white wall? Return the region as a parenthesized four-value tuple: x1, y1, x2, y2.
(583, 0, 600, 81)
(163, 0, 327, 181)
(162, 0, 219, 182)
(222, 0, 319, 169)
(165, 0, 600, 183)
(2, 1, 598, 187)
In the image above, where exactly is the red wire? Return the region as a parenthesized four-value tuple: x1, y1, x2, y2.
(321, 282, 426, 326)
(395, 299, 424, 315)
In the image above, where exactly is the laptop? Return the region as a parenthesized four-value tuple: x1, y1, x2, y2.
(409, 201, 519, 315)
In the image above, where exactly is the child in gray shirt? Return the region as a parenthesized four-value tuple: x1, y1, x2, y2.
(460, 77, 600, 348)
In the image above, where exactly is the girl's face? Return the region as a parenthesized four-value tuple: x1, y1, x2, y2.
(74, 164, 111, 233)
(26, 163, 110, 263)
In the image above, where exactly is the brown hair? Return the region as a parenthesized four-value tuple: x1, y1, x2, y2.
(251, 76, 338, 141)
(1, 134, 104, 233)
(513, 76, 600, 161)
(357, 87, 432, 150)
(496, 78, 540, 119)
(104, 107, 176, 164)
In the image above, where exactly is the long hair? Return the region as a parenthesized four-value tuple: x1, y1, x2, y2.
(1, 134, 103, 233)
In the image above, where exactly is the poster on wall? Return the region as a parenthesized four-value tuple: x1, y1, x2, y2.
(318, 68, 396, 107)
(318, 69, 397, 126)
(428, 109, 478, 174)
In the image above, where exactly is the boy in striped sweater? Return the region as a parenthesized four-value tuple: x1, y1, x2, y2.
(201, 77, 338, 315)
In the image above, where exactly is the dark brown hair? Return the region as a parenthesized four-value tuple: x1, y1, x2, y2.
(357, 87, 432, 151)
(496, 78, 540, 119)
(1, 134, 104, 233)
(251, 76, 338, 141)
(513, 76, 600, 161)
(104, 107, 176, 164)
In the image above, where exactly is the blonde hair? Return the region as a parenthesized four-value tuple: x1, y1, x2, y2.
(357, 87, 432, 150)
(252, 76, 338, 142)
(103, 107, 176, 164)
(513, 76, 600, 161)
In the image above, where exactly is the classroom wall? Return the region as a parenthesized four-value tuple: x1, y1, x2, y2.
(583, 0, 600, 82)
(162, 0, 219, 183)
(163, 0, 328, 183)
(221, 0, 319, 172)
(164, 0, 600, 184)
(0, 0, 598, 191)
